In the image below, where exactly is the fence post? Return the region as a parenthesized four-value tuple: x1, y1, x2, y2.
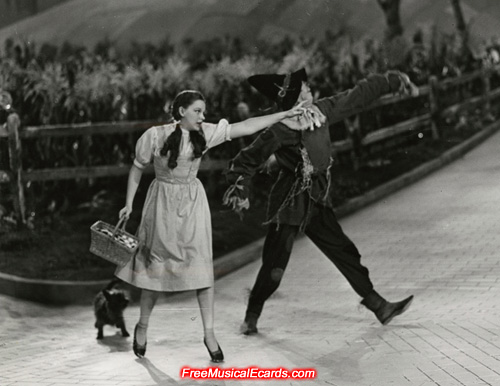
(428, 75, 440, 140)
(481, 68, 492, 118)
(7, 112, 27, 226)
(344, 115, 363, 171)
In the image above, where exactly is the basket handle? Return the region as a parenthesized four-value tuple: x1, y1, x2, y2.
(113, 216, 128, 236)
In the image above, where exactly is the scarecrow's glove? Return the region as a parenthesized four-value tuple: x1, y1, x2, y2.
(393, 71, 420, 97)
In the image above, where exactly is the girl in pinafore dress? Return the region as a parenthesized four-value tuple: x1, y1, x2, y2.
(114, 90, 306, 362)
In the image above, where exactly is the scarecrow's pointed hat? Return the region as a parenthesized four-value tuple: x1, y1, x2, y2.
(247, 68, 307, 110)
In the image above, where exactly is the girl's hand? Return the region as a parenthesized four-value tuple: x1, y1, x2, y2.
(119, 206, 132, 220)
(283, 100, 308, 118)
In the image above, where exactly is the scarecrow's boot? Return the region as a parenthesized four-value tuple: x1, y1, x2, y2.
(240, 312, 259, 335)
(361, 291, 414, 325)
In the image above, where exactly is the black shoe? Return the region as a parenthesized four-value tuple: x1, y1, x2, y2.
(204, 338, 224, 363)
(376, 295, 414, 325)
(133, 324, 147, 358)
(240, 312, 259, 335)
(361, 292, 413, 325)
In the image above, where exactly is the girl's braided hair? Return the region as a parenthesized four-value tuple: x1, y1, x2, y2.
(160, 90, 207, 169)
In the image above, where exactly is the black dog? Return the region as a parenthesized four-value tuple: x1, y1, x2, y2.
(93, 279, 130, 340)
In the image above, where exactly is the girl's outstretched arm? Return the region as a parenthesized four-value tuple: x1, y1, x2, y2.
(230, 101, 306, 139)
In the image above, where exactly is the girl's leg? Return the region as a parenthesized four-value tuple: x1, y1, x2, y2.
(196, 286, 219, 352)
(136, 289, 160, 346)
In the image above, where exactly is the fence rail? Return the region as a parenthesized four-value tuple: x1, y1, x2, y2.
(20, 160, 229, 183)
(19, 120, 163, 138)
(1, 67, 500, 226)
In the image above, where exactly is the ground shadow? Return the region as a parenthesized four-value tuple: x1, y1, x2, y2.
(137, 357, 232, 386)
(97, 332, 131, 352)
(137, 358, 180, 385)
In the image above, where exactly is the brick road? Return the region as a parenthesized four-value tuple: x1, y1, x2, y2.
(1, 130, 500, 386)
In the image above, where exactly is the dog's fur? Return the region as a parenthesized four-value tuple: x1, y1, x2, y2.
(93, 279, 130, 340)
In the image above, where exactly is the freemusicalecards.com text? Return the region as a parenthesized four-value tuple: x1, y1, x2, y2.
(180, 366, 317, 380)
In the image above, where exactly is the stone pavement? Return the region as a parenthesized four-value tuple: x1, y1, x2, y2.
(1, 130, 500, 386)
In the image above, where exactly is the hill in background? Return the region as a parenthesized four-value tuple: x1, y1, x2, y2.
(0, 0, 498, 55)
(0, 0, 69, 29)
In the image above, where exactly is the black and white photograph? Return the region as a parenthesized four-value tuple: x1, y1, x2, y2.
(0, 0, 499, 385)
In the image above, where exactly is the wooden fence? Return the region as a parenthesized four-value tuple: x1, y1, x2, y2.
(1, 67, 500, 226)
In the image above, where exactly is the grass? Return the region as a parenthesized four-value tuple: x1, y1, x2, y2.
(0, 123, 488, 281)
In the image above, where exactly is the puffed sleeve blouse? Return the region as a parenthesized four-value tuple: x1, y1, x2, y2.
(132, 119, 232, 169)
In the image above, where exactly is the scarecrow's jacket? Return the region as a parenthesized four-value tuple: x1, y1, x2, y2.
(225, 72, 405, 228)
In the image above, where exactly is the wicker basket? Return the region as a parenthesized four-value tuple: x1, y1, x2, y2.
(90, 217, 140, 266)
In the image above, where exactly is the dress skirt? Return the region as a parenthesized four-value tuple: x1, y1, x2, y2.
(115, 177, 214, 292)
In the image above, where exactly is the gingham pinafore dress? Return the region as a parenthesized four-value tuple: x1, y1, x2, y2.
(115, 120, 231, 291)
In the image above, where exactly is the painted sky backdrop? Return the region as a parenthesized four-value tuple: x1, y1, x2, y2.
(0, 0, 498, 54)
